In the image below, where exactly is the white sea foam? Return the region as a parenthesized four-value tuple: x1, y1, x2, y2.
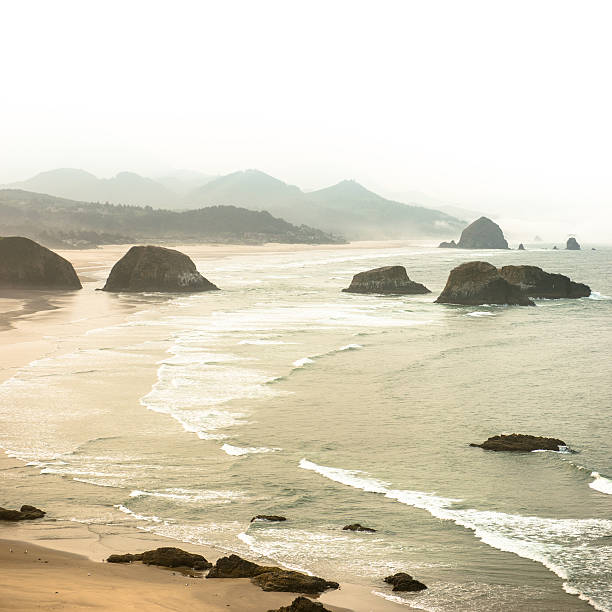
(113, 504, 164, 523)
(73, 477, 123, 488)
(290, 344, 363, 371)
(372, 591, 414, 606)
(221, 444, 281, 456)
(466, 311, 495, 317)
(300, 458, 612, 611)
(589, 472, 612, 495)
(238, 339, 290, 345)
(588, 292, 611, 300)
(292, 357, 315, 368)
(129, 488, 244, 503)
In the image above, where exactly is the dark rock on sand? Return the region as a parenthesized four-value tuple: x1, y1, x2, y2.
(499, 265, 590, 299)
(207, 554, 338, 594)
(384, 572, 428, 592)
(518, 243, 525, 250)
(251, 515, 287, 523)
(106, 547, 211, 570)
(457, 217, 509, 249)
(566, 237, 581, 250)
(252, 569, 339, 594)
(438, 240, 457, 248)
(102, 245, 219, 292)
(435, 261, 534, 306)
(343, 523, 376, 533)
(470, 434, 567, 452)
(0, 236, 82, 290)
(342, 265, 430, 294)
(207, 554, 270, 578)
(0, 504, 46, 521)
(268, 596, 332, 612)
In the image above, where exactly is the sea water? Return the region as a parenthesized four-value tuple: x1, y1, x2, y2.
(1, 243, 611, 611)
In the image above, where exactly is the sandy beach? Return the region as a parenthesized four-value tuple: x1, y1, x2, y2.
(0, 242, 412, 612)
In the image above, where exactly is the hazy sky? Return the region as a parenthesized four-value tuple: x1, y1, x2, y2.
(2, 1, 611, 237)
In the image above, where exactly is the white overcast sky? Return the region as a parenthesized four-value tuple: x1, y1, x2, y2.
(1, 0, 611, 236)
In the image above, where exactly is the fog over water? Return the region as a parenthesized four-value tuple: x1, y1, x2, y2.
(1, 1, 611, 240)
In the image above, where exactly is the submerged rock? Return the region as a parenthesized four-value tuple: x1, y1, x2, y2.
(438, 240, 457, 248)
(0, 504, 46, 521)
(252, 569, 339, 594)
(470, 434, 567, 452)
(251, 515, 287, 523)
(0, 236, 81, 289)
(499, 265, 590, 299)
(207, 554, 338, 594)
(384, 572, 428, 592)
(342, 265, 430, 294)
(342, 523, 376, 533)
(106, 547, 211, 569)
(457, 217, 509, 249)
(518, 243, 525, 250)
(268, 596, 332, 612)
(102, 245, 219, 292)
(435, 261, 534, 306)
(566, 237, 581, 250)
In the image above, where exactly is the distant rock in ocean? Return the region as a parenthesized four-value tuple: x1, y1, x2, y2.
(438, 217, 509, 249)
(553, 246, 558, 250)
(500, 265, 590, 299)
(343, 523, 376, 532)
(518, 243, 525, 250)
(102, 245, 219, 292)
(566, 237, 581, 250)
(435, 261, 534, 306)
(0, 236, 82, 290)
(533, 235, 543, 242)
(342, 266, 430, 295)
(470, 434, 567, 452)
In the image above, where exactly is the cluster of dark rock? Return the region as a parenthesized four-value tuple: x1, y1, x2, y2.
(384, 572, 428, 592)
(342, 523, 376, 533)
(342, 265, 430, 295)
(107, 547, 212, 570)
(268, 597, 332, 612)
(470, 434, 567, 452)
(0, 504, 46, 521)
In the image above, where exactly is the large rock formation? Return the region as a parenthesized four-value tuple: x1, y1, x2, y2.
(0, 504, 46, 521)
(268, 596, 332, 612)
(342, 266, 430, 294)
(435, 261, 534, 306)
(0, 237, 81, 289)
(470, 434, 567, 452)
(207, 554, 338, 594)
(102, 245, 218, 292)
(499, 265, 590, 299)
(107, 547, 211, 570)
(438, 217, 509, 249)
(517, 243, 525, 251)
(566, 237, 581, 250)
(384, 572, 428, 592)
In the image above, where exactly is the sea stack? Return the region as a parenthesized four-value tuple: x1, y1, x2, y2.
(342, 266, 430, 294)
(566, 237, 581, 250)
(499, 265, 590, 299)
(0, 236, 82, 289)
(435, 261, 534, 306)
(518, 243, 525, 250)
(438, 217, 509, 249)
(102, 245, 219, 292)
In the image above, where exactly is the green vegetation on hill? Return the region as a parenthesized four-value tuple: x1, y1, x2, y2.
(0, 190, 344, 248)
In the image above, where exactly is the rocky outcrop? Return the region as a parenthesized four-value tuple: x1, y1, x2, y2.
(518, 243, 525, 250)
(207, 554, 338, 594)
(435, 261, 534, 306)
(342, 266, 430, 295)
(107, 547, 211, 570)
(252, 570, 339, 594)
(438, 240, 457, 248)
(268, 596, 332, 612)
(470, 434, 567, 452)
(566, 237, 581, 250)
(456, 217, 509, 249)
(384, 572, 427, 592)
(343, 523, 376, 533)
(0, 237, 81, 289)
(499, 265, 590, 299)
(0, 504, 46, 521)
(102, 245, 219, 292)
(251, 515, 287, 523)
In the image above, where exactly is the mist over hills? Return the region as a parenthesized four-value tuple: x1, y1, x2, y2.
(5, 168, 463, 240)
(0, 189, 342, 249)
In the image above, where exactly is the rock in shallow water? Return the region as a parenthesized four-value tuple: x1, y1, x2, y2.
(268, 596, 332, 612)
(342, 265, 430, 294)
(499, 265, 590, 299)
(0, 236, 81, 290)
(102, 245, 219, 292)
(435, 261, 534, 306)
(470, 434, 567, 452)
(384, 572, 428, 592)
(251, 514, 287, 522)
(342, 523, 376, 532)
(0, 504, 46, 521)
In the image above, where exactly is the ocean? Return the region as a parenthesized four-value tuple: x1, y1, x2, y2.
(1, 242, 611, 611)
